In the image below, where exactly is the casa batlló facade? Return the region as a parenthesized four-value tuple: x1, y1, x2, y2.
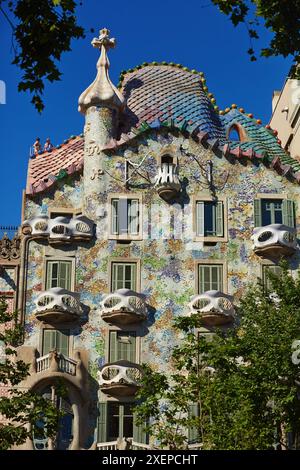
(1, 28, 300, 450)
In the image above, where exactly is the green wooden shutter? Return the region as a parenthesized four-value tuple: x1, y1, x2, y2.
(133, 411, 148, 444)
(196, 202, 204, 236)
(97, 402, 108, 443)
(43, 330, 56, 355)
(130, 264, 136, 291)
(111, 199, 119, 235)
(128, 200, 139, 235)
(282, 199, 295, 227)
(58, 261, 72, 290)
(216, 201, 224, 237)
(119, 199, 128, 235)
(109, 331, 118, 363)
(188, 403, 199, 444)
(46, 261, 57, 289)
(57, 330, 69, 356)
(254, 199, 262, 227)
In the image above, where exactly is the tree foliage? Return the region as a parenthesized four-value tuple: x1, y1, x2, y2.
(135, 262, 300, 450)
(212, 0, 300, 75)
(0, 0, 84, 112)
(0, 297, 61, 450)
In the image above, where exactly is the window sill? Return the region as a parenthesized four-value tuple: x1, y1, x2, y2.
(109, 234, 143, 241)
(194, 236, 228, 243)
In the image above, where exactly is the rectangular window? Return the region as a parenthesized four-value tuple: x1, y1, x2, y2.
(42, 329, 69, 356)
(254, 198, 295, 227)
(109, 331, 136, 363)
(262, 265, 282, 291)
(97, 402, 148, 444)
(108, 403, 134, 441)
(196, 200, 224, 238)
(111, 198, 140, 237)
(46, 260, 72, 290)
(111, 262, 137, 291)
(198, 264, 223, 294)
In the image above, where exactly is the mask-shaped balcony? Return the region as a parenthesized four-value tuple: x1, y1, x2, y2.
(154, 161, 181, 201)
(189, 290, 235, 326)
(22, 215, 94, 244)
(251, 224, 297, 257)
(35, 287, 82, 323)
(100, 289, 147, 325)
(98, 360, 143, 396)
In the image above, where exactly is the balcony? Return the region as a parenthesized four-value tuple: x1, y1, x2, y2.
(98, 360, 143, 396)
(100, 289, 147, 325)
(252, 224, 297, 257)
(189, 290, 235, 326)
(154, 163, 181, 201)
(97, 439, 151, 450)
(35, 287, 82, 323)
(36, 351, 77, 376)
(22, 215, 94, 243)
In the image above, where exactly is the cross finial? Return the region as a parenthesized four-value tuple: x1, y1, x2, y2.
(91, 28, 116, 51)
(78, 27, 125, 114)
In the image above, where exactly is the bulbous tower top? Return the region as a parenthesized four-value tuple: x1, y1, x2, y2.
(78, 28, 125, 114)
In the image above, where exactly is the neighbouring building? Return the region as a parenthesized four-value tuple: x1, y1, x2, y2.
(3, 28, 300, 450)
(270, 64, 300, 160)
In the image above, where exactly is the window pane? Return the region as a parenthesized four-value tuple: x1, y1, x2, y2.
(263, 265, 281, 291)
(46, 261, 72, 290)
(204, 202, 216, 236)
(261, 199, 283, 226)
(128, 200, 139, 235)
(199, 265, 223, 294)
(123, 404, 134, 438)
(116, 332, 136, 362)
(112, 263, 137, 291)
(112, 199, 119, 235)
(108, 403, 120, 441)
(49, 262, 58, 288)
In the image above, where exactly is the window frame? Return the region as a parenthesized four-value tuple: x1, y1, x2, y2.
(195, 260, 227, 294)
(108, 194, 143, 241)
(193, 195, 228, 242)
(43, 256, 75, 291)
(41, 328, 70, 357)
(254, 193, 295, 228)
(109, 259, 140, 293)
(108, 331, 137, 363)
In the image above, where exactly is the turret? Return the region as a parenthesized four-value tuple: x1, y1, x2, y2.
(78, 28, 125, 218)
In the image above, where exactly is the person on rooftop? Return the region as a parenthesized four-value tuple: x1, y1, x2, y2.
(43, 137, 53, 152)
(33, 137, 41, 155)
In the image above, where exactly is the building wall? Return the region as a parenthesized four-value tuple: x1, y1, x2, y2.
(21, 129, 300, 446)
(270, 78, 300, 159)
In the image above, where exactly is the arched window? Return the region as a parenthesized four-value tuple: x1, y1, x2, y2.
(227, 124, 247, 142)
(161, 154, 173, 165)
(33, 386, 74, 450)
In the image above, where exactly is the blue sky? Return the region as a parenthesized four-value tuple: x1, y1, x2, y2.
(0, 0, 291, 228)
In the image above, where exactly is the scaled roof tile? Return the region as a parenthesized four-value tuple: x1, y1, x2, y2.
(26, 64, 300, 195)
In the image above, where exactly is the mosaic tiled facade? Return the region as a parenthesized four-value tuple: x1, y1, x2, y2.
(11, 29, 300, 450)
